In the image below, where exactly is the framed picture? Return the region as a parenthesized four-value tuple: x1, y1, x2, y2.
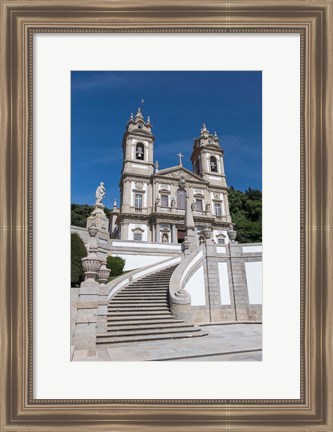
(1, 1, 332, 431)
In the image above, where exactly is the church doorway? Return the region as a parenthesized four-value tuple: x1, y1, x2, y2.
(177, 229, 186, 243)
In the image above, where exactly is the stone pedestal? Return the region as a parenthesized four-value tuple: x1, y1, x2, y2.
(74, 224, 101, 352)
(86, 204, 109, 242)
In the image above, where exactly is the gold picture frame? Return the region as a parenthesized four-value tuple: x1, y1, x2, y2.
(1, 0, 332, 430)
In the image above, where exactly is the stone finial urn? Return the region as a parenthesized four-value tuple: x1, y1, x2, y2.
(81, 224, 101, 284)
(227, 225, 237, 243)
(81, 257, 101, 281)
(98, 260, 111, 286)
(87, 224, 98, 241)
(203, 226, 212, 240)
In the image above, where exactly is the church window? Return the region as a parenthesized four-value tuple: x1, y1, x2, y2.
(161, 195, 169, 207)
(214, 202, 222, 216)
(210, 156, 218, 172)
(134, 193, 143, 208)
(177, 189, 186, 210)
(134, 232, 142, 241)
(195, 199, 203, 211)
(136, 143, 144, 160)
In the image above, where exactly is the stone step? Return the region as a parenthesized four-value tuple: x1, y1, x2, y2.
(96, 330, 207, 345)
(137, 280, 170, 283)
(110, 302, 168, 307)
(108, 299, 168, 307)
(106, 322, 191, 331)
(98, 326, 199, 338)
(112, 291, 168, 301)
(126, 284, 169, 290)
(122, 286, 168, 290)
(102, 265, 209, 345)
(107, 315, 176, 326)
(108, 306, 170, 312)
(115, 294, 167, 297)
(107, 311, 172, 317)
(112, 292, 168, 301)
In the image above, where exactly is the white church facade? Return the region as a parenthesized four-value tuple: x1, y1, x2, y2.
(108, 107, 233, 245)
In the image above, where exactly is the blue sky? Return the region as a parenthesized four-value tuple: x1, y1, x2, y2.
(71, 71, 262, 206)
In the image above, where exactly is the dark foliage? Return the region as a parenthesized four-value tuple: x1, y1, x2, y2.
(71, 203, 111, 228)
(228, 187, 262, 243)
(71, 233, 87, 286)
(106, 256, 126, 276)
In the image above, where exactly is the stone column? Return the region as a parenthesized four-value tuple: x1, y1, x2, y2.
(184, 190, 198, 252)
(96, 260, 111, 335)
(156, 223, 161, 242)
(172, 224, 177, 243)
(121, 222, 129, 240)
(228, 243, 250, 321)
(204, 233, 224, 322)
(223, 191, 231, 218)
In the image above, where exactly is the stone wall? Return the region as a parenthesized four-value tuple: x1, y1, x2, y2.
(184, 243, 262, 323)
(71, 225, 262, 323)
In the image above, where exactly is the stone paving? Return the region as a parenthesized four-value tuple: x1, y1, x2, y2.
(72, 323, 262, 361)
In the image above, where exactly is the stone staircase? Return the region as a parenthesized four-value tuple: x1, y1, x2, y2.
(96, 265, 207, 345)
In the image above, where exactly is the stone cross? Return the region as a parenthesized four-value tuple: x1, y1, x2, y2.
(177, 152, 184, 166)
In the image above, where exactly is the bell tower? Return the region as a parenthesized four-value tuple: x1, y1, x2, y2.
(190, 123, 227, 188)
(122, 107, 155, 176)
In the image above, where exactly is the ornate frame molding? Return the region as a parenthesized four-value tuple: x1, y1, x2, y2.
(1, 0, 332, 431)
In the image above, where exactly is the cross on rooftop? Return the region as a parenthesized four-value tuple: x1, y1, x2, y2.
(177, 152, 184, 166)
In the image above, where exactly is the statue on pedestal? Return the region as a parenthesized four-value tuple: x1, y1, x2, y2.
(95, 182, 106, 206)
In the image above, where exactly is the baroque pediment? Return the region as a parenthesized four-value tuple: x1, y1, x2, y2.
(154, 166, 208, 184)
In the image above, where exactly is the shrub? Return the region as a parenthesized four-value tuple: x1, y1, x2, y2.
(71, 233, 87, 286)
(106, 256, 125, 276)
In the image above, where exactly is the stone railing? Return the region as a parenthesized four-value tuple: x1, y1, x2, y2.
(96, 255, 181, 334)
(168, 245, 206, 323)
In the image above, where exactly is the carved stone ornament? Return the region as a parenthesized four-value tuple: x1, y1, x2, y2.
(178, 175, 187, 189)
(213, 193, 220, 199)
(135, 181, 143, 189)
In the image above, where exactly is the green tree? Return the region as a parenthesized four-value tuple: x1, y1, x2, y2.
(71, 203, 111, 227)
(71, 233, 87, 286)
(228, 186, 262, 243)
(106, 256, 126, 276)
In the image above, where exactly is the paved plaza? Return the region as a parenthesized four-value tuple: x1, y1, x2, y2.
(72, 323, 262, 361)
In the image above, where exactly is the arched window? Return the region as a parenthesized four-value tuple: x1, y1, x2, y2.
(210, 156, 218, 172)
(177, 189, 186, 210)
(136, 143, 144, 160)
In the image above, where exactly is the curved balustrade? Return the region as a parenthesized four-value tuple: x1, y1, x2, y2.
(168, 244, 206, 322)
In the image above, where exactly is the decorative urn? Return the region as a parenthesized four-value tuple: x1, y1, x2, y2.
(98, 260, 111, 286)
(227, 225, 237, 243)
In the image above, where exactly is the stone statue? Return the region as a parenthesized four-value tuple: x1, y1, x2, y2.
(191, 201, 196, 211)
(95, 182, 106, 205)
(155, 196, 160, 209)
(178, 175, 186, 189)
(205, 203, 210, 212)
(171, 197, 176, 208)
